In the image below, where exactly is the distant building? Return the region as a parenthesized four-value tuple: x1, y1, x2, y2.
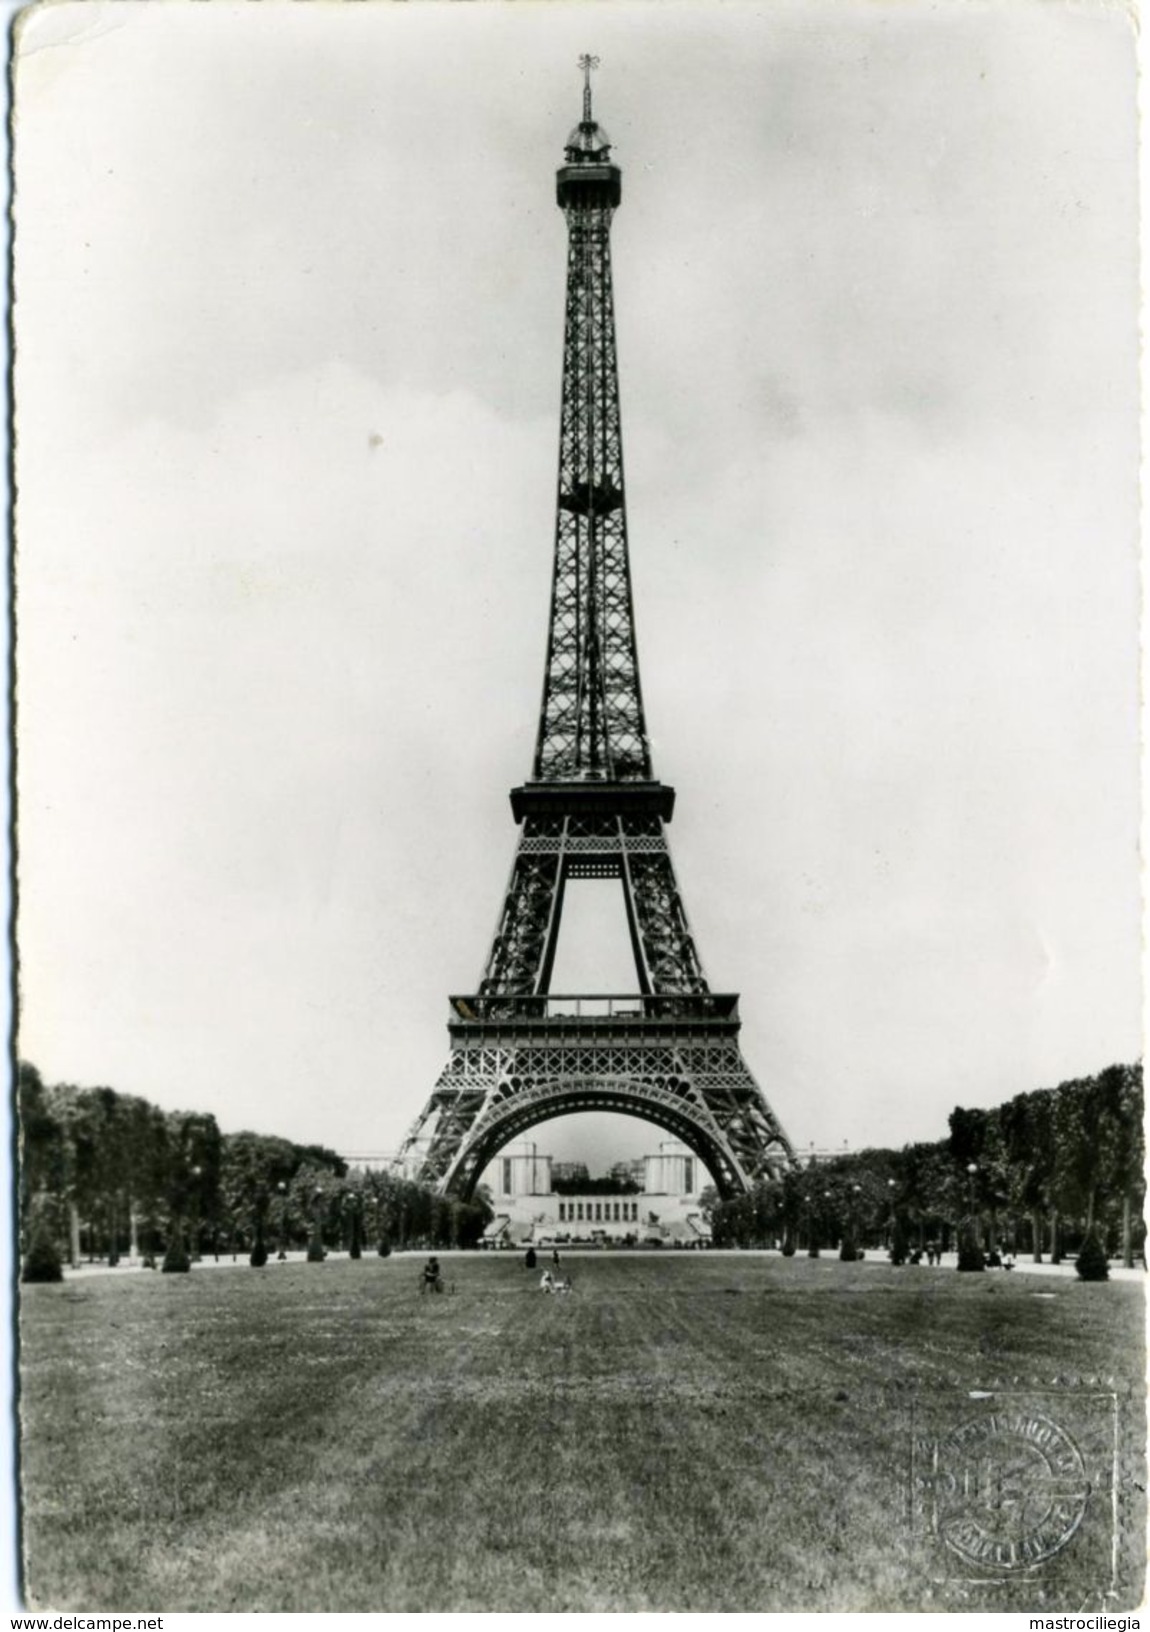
(643, 1146, 699, 1196)
(480, 1140, 712, 1249)
(550, 1160, 591, 1188)
(339, 1151, 424, 1178)
(490, 1144, 553, 1198)
(799, 1142, 853, 1167)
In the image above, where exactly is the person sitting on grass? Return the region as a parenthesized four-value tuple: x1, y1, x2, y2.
(422, 1255, 443, 1294)
(540, 1269, 554, 1293)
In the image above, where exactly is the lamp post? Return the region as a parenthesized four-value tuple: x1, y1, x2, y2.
(956, 1161, 986, 1271)
(804, 1193, 816, 1258)
(307, 1187, 326, 1263)
(276, 1181, 288, 1260)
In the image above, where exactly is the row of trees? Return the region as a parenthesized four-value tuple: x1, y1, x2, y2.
(21, 1058, 1141, 1269)
(705, 1062, 1143, 1265)
(19, 1063, 492, 1269)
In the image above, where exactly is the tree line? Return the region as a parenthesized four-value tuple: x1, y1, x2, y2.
(704, 1062, 1143, 1265)
(20, 1058, 1141, 1269)
(18, 1062, 492, 1268)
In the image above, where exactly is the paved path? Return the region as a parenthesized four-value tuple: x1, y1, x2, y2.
(53, 1246, 1146, 1282)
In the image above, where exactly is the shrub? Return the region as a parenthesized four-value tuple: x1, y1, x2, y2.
(249, 1242, 268, 1268)
(956, 1240, 985, 1272)
(377, 1238, 391, 1258)
(780, 1238, 796, 1258)
(21, 1223, 63, 1283)
(1075, 1232, 1110, 1282)
(162, 1238, 191, 1274)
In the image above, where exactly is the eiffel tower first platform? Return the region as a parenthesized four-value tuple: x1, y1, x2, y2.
(398, 61, 795, 1199)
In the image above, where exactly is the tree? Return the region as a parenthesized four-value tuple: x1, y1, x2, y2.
(344, 1189, 364, 1259)
(778, 1170, 805, 1253)
(249, 1182, 271, 1267)
(18, 1064, 69, 1262)
(999, 1089, 1055, 1262)
(948, 1107, 996, 1255)
(162, 1236, 191, 1273)
(1075, 1231, 1109, 1282)
(1054, 1076, 1105, 1238)
(956, 1237, 985, 1272)
(162, 1110, 222, 1263)
(22, 1218, 63, 1283)
(18, 1064, 62, 1217)
(899, 1141, 956, 1251)
(220, 1131, 300, 1257)
(1093, 1063, 1143, 1267)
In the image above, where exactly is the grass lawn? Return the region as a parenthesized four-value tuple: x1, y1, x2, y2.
(19, 1253, 1145, 1612)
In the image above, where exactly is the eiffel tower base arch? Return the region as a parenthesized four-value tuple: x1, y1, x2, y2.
(401, 1004, 793, 1201)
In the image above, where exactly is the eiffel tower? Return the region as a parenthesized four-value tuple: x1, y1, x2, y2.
(399, 61, 795, 1198)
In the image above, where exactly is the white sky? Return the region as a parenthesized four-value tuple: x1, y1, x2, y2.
(13, 0, 1140, 1176)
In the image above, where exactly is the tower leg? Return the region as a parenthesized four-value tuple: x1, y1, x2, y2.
(480, 821, 566, 997)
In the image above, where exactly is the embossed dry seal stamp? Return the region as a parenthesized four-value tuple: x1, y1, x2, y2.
(909, 1387, 1127, 1601)
(929, 1410, 1089, 1570)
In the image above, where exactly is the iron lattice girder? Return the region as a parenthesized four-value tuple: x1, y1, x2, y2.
(396, 94, 798, 1199)
(479, 810, 707, 998)
(408, 1024, 792, 1200)
(535, 201, 650, 783)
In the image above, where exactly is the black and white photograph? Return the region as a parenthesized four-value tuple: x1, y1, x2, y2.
(12, 0, 1144, 1616)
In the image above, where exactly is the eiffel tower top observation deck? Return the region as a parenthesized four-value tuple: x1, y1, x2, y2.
(397, 64, 795, 1197)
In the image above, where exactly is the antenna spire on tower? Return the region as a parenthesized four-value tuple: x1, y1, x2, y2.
(578, 53, 600, 124)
